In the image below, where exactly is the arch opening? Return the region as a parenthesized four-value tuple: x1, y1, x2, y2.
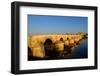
(44, 38, 59, 58)
(60, 37, 63, 41)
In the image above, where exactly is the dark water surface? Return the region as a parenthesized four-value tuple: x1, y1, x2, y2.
(65, 39, 88, 59)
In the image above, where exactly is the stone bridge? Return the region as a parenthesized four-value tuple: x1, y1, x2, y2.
(28, 34, 83, 59)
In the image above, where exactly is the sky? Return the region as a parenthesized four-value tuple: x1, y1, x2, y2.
(28, 15, 88, 35)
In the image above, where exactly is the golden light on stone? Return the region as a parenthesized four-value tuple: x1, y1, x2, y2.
(28, 34, 86, 58)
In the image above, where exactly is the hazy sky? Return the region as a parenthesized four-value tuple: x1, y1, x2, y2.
(28, 15, 88, 35)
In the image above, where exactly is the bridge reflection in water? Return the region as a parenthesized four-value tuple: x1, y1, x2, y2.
(28, 35, 87, 61)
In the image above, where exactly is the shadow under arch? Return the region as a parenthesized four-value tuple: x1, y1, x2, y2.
(60, 37, 63, 41)
(44, 38, 59, 58)
(44, 38, 53, 45)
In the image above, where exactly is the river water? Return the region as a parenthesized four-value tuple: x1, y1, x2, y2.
(65, 39, 88, 59)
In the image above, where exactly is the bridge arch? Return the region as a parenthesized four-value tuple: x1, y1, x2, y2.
(44, 38, 53, 45)
(60, 37, 64, 41)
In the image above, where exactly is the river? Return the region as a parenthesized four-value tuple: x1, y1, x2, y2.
(64, 39, 88, 59)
